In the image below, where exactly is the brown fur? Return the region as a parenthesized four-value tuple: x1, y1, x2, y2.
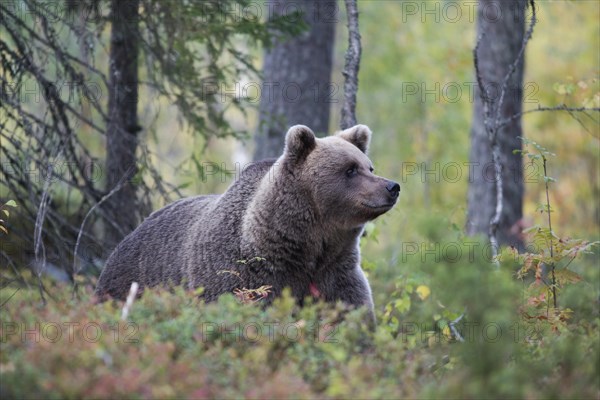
(96, 125, 400, 321)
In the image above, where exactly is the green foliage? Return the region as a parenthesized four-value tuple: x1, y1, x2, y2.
(1, 1, 598, 398)
(2, 236, 598, 400)
(353, 1, 599, 239)
(0, 0, 304, 274)
(139, 0, 306, 141)
(378, 136, 599, 398)
(1, 149, 598, 397)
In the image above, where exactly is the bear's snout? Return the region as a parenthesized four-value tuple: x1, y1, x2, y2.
(385, 180, 400, 199)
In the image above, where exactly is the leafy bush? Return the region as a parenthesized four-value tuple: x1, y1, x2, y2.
(1, 242, 598, 400)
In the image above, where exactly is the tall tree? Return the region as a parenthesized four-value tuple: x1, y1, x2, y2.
(0, 0, 299, 288)
(104, 0, 142, 246)
(466, 0, 527, 249)
(254, 0, 337, 160)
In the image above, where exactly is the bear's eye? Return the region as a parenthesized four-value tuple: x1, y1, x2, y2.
(346, 165, 358, 177)
(369, 166, 374, 173)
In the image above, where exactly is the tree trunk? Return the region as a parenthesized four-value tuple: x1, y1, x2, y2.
(104, 0, 141, 247)
(466, 0, 526, 249)
(253, 0, 337, 160)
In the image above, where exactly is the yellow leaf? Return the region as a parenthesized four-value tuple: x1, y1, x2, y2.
(194, 287, 205, 296)
(0, 225, 8, 235)
(442, 325, 451, 338)
(416, 285, 431, 300)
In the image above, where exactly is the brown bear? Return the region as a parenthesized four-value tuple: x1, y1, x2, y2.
(95, 125, 399, 319)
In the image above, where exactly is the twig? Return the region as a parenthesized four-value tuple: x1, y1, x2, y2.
(542, 156, 557, 309)
(473, 30, 501, 266)
(499, 105, 600, 132)
(33, 150, 63, 305)
(488, 143, 503, 266)
(494, 0, 537, 126)
(473, 0, 538, 265)
(473, 33, 490, 133)
(1, 251, 31, 290)
(121, 282, 139, 321)
(449, 313, 465, 342)
(340, 0, 361, 130)
(72, 167, 133, 299)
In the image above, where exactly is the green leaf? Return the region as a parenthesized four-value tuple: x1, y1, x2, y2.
(4, 200, 17, 208)
(176, 182, 192, 190)
(394, 296, 411, 313)
(1, 209, 8, 218)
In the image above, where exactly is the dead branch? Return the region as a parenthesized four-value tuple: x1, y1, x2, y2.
(72, 167, 134, 298)
(473, 0, 537, 265)
(33, 151, 64, 305)
(499, 104, 600, 134)
(121, 282, 140, 321)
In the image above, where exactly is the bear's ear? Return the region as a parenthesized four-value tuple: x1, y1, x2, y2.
(284, 125, 316, 163)
(337, 124, 372, 154)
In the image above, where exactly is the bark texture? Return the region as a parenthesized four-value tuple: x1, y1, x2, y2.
(467, 0, 527, 249)
(253, 0, 337, 160)
(104, 0, 141, 247)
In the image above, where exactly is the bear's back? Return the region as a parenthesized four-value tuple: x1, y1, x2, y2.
(95, 159, 276, 300)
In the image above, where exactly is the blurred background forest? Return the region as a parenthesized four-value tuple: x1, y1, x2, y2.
(1, 0, 599, 398)
(2, 0, 598, 275)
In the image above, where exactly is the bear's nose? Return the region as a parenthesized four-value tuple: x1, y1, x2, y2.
(386, 181, 400, 198)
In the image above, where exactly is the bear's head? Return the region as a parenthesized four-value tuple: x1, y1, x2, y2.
(283, 124, 400, 229)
